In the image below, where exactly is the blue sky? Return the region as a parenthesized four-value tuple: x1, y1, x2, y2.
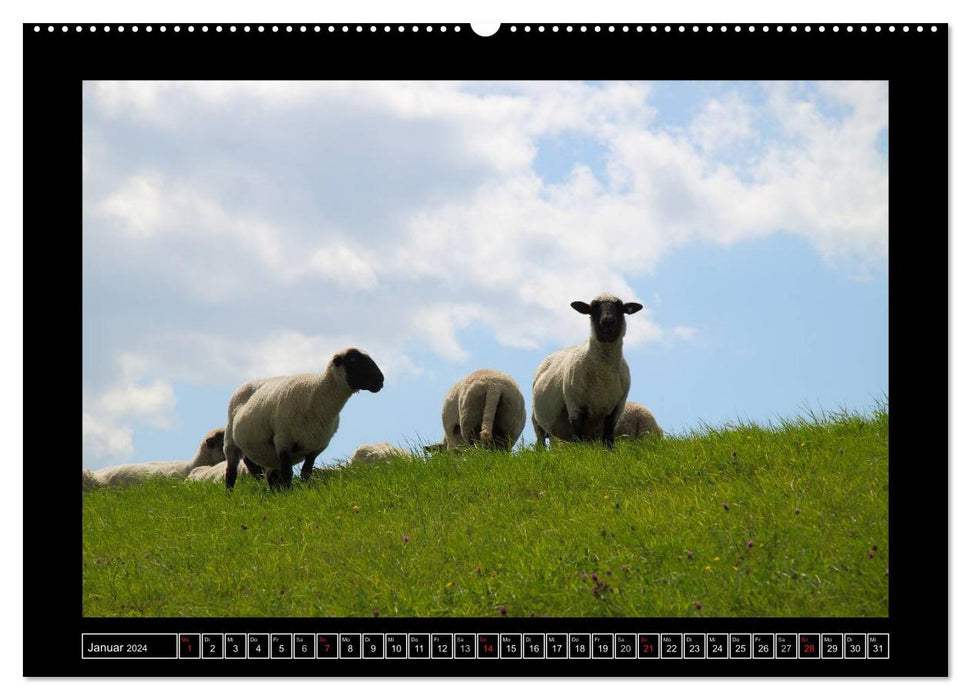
(81, 80, 888, 470)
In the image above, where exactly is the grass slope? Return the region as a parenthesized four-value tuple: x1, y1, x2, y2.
(83, 406, 888, 618)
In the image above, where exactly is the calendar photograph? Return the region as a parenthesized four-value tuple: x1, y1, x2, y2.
(81, 78, 890, 619)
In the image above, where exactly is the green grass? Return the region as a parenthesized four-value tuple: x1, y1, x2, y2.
(83, 404, 889, 618)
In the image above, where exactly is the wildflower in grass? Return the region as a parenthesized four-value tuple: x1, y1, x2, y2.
(704, 565, 712, 571)
(241, 524, 248, 531)
(620, 565, 630, 573)
(606, 569, 613, 576)
(497, 605, 507, 616)
(713, 556, 720, 561)
(581, 573, 588, 580)
(446, 581, 454, 588)
(372, 608, 380, 617)
(867, 549, 874, 558)
(722, 502, 729, 510)
(794, 508, 802, 515)
(747, 540, 754, 548)
(402, 534, 410, 543)
(591, 573, 598, 581)
(686, 551, 694, 560)
(352, 505, 360, 513)
(694, 601, 703, 610)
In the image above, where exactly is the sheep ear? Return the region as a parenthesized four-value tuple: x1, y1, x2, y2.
(571, 301, 592, 315)
(623, 302, 643, 315)
(205, 436, 217, 448)
(333, 354, 344, 367)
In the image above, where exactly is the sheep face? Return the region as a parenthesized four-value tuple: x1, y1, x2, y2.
(571, 294, 643, 343)
(334, 348, 384, 393)
(202, 428, 226, 462)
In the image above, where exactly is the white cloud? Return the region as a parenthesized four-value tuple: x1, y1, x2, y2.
(82, 412, 133, 462)
(688, 92, 756, 155)
(82, 355, 176, 466)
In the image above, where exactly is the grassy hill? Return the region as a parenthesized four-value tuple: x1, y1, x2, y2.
(82, 405, 889, 618)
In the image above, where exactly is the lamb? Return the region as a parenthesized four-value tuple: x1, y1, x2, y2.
(87, 427, 226, 489)
(614, 401, 663, 439)
(531, 293, 643, 448)
(349, 442, 409, 465)
(431, 369, 527, 451)
(224, 347, 384, 490)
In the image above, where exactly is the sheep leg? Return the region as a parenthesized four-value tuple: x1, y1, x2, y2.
(225, 445, 241, 490)
(603, 404, 623, 449)
(276, 447, 294, 490)
(532, 414, 547, 449)
(243, 456, 265, 480)
(569, 407, 589, 442)
(300, 452, 320, 481)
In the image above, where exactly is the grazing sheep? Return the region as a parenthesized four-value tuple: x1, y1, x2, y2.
(531, 293, 643, 448)
(349, 442, 408, 465)
(615, 401, 663, 439)
(88, 428, 226, 488)
(434, 369, 527, 451)
(224, 347, 384, 490)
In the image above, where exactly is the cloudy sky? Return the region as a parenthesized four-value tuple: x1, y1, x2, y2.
(81, 80, 888, 470)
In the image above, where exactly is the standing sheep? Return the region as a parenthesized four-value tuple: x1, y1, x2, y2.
(433, 369, 527, 451)
(614, 401, 663, 439)
(349, 442, 409, 465)
(531, 293, 643, 448)
(87, 428, 226, 488)
(224, 347, 384, 490)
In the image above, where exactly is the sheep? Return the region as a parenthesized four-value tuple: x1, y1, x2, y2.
(81, 469, 100, 492)
(614, 401, 663, 439)
(431, 369, 527, 451)
(349, 442, 409, 465)
(531, 293, 643, 448)
(222, 377, 277, 482)
(224, 347, 384, 490)
(186, 461, 256, 483)
(88, 427, 226, 488)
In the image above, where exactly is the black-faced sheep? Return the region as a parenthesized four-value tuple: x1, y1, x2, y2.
(615, 401, 663, 439)
(87, 427, 226, 488)
(224, 348, 384, 490)
(531, 293, 643, 448)
(433, 369, 527, 450)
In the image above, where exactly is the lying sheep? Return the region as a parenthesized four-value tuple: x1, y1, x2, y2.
(81, 469, 100, 492)
(186, 461, 255, 483)
(87, 427, 226, 489)
(349, 442, 409, 465)
(532, 293, 643, 448)
(432, 369, 526, 451)
(614, 401, 663, 439)
(224, 347, 384, 490)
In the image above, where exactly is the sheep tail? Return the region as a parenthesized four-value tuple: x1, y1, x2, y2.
(479, 385, 502, 445)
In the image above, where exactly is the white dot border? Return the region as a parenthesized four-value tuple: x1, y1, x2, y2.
(29, 23, 942, 36)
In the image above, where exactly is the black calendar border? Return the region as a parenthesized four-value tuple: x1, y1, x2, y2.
(23, 22, 947, 678)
